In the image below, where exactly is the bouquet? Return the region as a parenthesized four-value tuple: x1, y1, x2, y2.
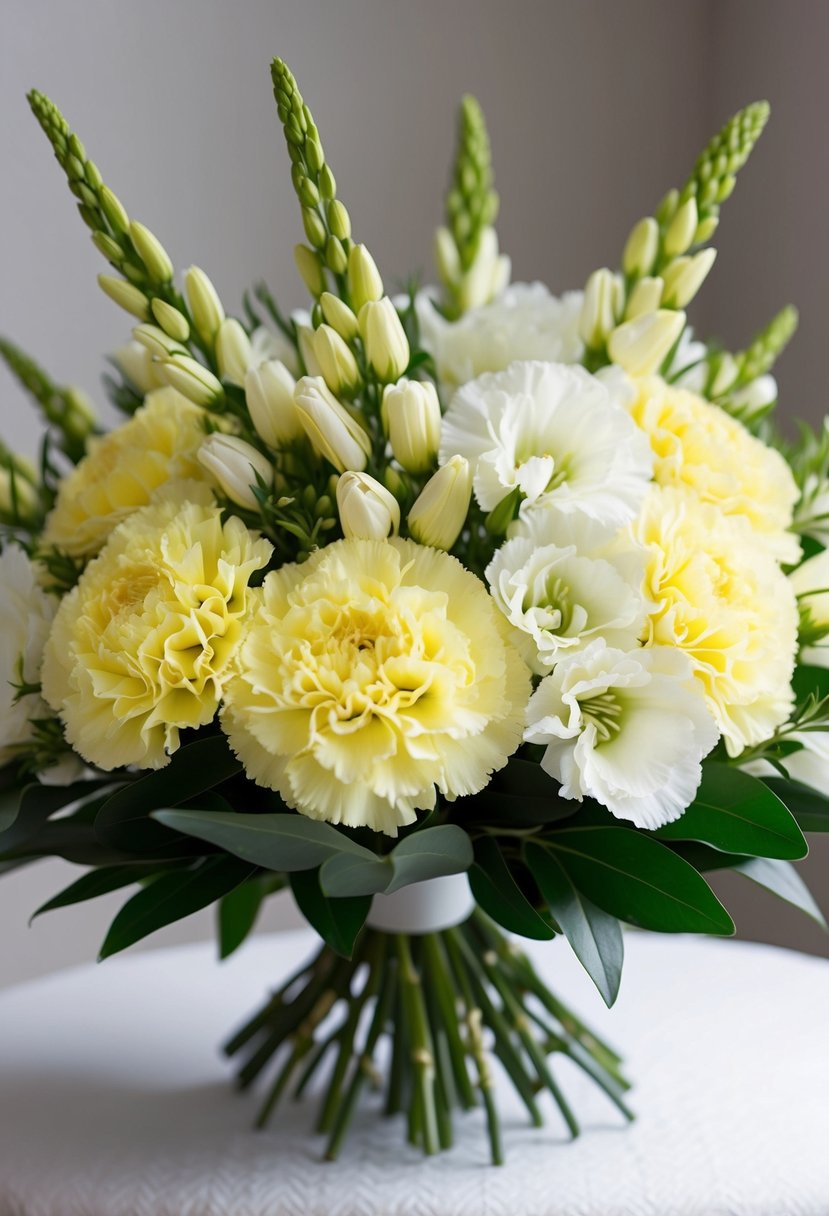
(1, 58, 827, 1165)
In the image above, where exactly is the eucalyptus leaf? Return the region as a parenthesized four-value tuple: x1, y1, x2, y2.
(31, 864, 162, 921)
(734, 856, 827, 927)
(549, 826, 734, 936)
(290, 869, 370, 958)
(154, 809, 378, 873)
(384, 824, 473, 894)
(469, 836, 555, 940)
(764, 778, 829, 832)
(0, 779, 108, 856)
(99, 856, 255, 959)
(525, 842, 624, 1006)
(319, 851, 391, 898)
(654, 763, 807, 859)
(218, 878, 271, 959)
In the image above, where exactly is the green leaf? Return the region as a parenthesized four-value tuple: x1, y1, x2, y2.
(319, 851, 391, 898)
(289, 869, 370, 958)
(654, 763, 807, 859)
(525, 842, 624, 1007)
(549, 827, 734, 935)
(460, 759, 580, 826)
(0, 785, 21, 834)
(385, 825, 473, 895)
(95, 736, 241, 853)
(792, 664, 829, 703)
(153, 809, 377, 873)
(733, 856, 827, 927)
(218, 878, 270, 959)
(764, 777, 829, 832)
(31, 864, 161, 920)
(468, 836, 555, 940)
(99, 856, 255, 959)
(0, 779, 108, 856)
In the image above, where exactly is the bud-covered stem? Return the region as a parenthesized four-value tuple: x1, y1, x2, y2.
(0, 336, 95, 463)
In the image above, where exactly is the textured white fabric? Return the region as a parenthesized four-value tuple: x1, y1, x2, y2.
(0, 931, 828, 1215)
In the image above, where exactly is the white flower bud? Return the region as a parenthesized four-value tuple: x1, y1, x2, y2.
(625, 276, 664, 320)
(297, 325, 323, 377)
(661, 248, 717, 309)
(294, 376, 371, 472)
(579, 268, 622, 348)
(359, 298, 410, 382)
(336, 470, 400, 539)
(129, 220, 173, 283)
(133, 323, 187, 360)
(729, 373, 778, 420)
(216, 318, 253, 387)
(158, 355, 224, 407)
(710, 352, 740, 398)
(244, 360, 302, 448)
(663, 197, 699, 258)
(457, 227, 502, 313)
(113, 340, 166, 394)
(320, 292, 359, 342)
(607, 310, 686, 378)
(151, 299, 190, 343)
(198, 434, 272, 510)
(622, 217, 659, 277)
(185, 266, 225, 344)
(407, 455, 472, 550)
(97, 274, 149, 320)
(311, 324, 360, 396)
(434, 226, 461, 287)
(347, 244, 384, 311)
(382, 378, 441, 474)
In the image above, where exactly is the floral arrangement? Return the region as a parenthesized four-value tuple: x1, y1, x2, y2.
(1, 59, 827, 1165)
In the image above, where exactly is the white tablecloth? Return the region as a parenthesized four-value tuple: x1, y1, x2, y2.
(0, 930, 828, 1216)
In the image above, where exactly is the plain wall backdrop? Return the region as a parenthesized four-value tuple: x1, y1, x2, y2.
(1, 0, 828, 987)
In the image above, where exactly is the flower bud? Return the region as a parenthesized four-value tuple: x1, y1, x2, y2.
(294, 244, 326, 297)
(198, 434, 273, 510)
(129, 220, 174, 284)
(624, 276, 664, 320)
(327, 200, 351, 241)
(133, 323, 187, 360)
(244, 360, 303, 448)
(99, 186, 129, 235)
(434, 226, 461, 288)
(158, 355, 225, 408)
(457, 227, 502, 313)
(297, 324, 323, 377)
(661, 248, 717, 308)
(185, 266, 225, 344)
(347, 244, 384, 310)
(663, 197, 699, 258)
(320, 292, 359, 342)
(407, 455, 472, 550)
(216, 318, 253, 387)
(728, 373, 777, 420)
(113, 340, 166, 394)
(382, 378, 441, 474)
(312, 324, 360, 396)
(336, 470, 400, 539)
(359, 298, 410, 382)
(62, 387, 97, 442)
(622, 217, 659, 277)
(607, 310, 686, 378)
(97, 274, 149, 320)
(294, 376, 371, 472)
(709, 352, 739, 398)
(579, 268, 622, 348)
(151, 299, 190, 343)
(0, 467, 39, 522)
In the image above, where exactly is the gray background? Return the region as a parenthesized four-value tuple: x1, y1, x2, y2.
(1, 0, 828, 987)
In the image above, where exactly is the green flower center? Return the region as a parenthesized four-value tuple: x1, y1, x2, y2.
(579, 690, 624, 744)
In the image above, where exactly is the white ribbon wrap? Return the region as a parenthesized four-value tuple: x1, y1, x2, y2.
(366, 873, 474, 934)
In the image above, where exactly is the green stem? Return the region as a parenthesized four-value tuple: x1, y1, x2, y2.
(395, 934, 440, 1156)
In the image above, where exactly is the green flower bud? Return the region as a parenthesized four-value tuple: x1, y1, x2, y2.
(158, 355, 225, 408)
(694, 215, 719, 244)
(91, 230, 124, 265)
(663, 198, 699, 259)
(622, 217, 659, 277)
(661, 248, 717, 309)
(324, 234, 348, 275)
(624, 276, 664, 320)
(579, 268, 622, 349)
(99, 185, 129, 235)
(312, 324, 361, 397)
(97, 274, 149, 320)
(320, 292, 359, 342)
(434, 226, 461, 288)
(293, 375, 371, 473)
(185, 266, 225, 344)
(133, 323, 187, 360)
(129, 220, 174, 284)
(336, 470, 400, 540)
(215, 318, 253, 387)
(407, 456, 472, 551)
(319, 164, 337, 200)
(327, 199, 351, 241)
(347, 244, 384, 310)
(198, 433, 273, 510)
(151, 299, 190, 343)
(302, 206, 327, 248)
(294, 244, 326, 297)
(359, 298, 410, 382)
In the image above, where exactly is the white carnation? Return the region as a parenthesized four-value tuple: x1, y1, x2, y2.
(416, 284, 584, 388)
(524, 639, 719, 829)
(487, 512, 647, 673)
(440, 360, 653, 529)
(0, 546, 57, 765)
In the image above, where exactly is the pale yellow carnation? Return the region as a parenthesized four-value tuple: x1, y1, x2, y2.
(42, 387, 211, 557)
(222, 537, 531, 835)
(632, 486, 797, 756)
(41, 500, 272, 770)
(628, 376, 799, 563)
